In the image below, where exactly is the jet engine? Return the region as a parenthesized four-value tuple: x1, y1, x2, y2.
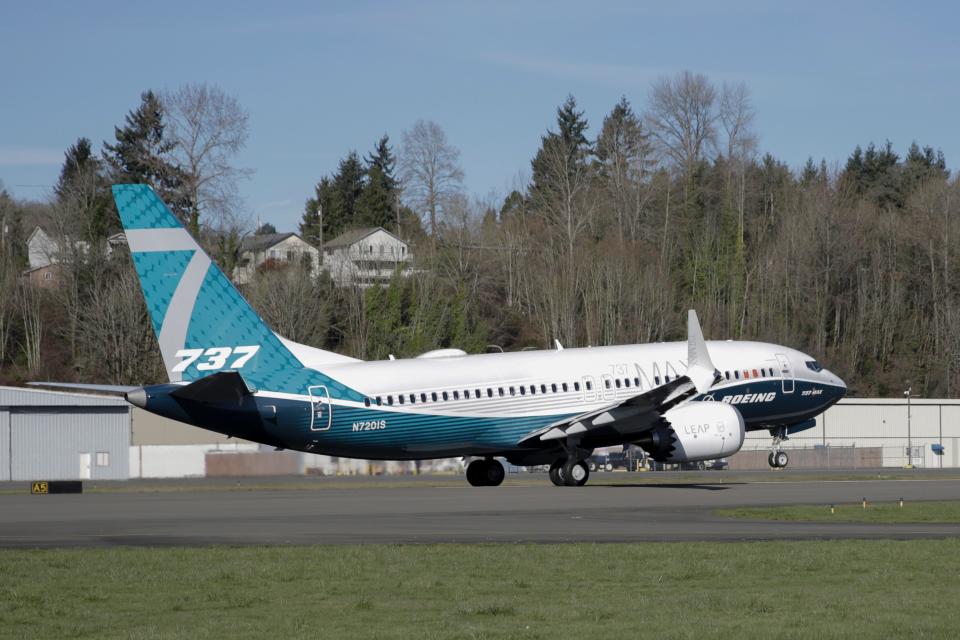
(635, 402, 745, 463)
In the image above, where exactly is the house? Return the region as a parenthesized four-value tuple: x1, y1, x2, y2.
(322, 227, 410, 287)
(232, 232, 320, 284)
(24, 226, 126, 289)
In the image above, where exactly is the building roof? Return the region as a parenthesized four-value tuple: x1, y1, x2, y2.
(0, 385, 129, 408)
(324, 226, 405, 249)
(240, 232, 298, 253)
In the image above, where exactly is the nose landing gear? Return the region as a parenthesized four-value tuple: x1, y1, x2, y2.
(768, 426, 790, 468)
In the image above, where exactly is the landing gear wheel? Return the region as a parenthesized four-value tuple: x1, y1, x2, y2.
(549, 460, 565, 486)
(483, 459, 505, 486)
(774, 451, 789, 468)
(466, 459, 487, 486)
(563, 461, 590, 487)
(768, 452, 776, 468)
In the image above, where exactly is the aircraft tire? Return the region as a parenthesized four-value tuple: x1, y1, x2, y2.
(775, 451, 789, 468)
(563, 461, 590, 487)
(768, 452, 777, 468)
(484, 459, 505, 486)
(548, 460, 565, 486)
(466, 460, 487, 486)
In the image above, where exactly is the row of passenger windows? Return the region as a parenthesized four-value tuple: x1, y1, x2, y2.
(362, 373, 685, 407)
(361, 366, 780, 407)
(724, 367, 777, 380)
(365, 381, 581, 407)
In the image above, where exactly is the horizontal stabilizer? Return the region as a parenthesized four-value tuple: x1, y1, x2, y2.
(169, 371, 255, 405)
(27, 382, 139, 396)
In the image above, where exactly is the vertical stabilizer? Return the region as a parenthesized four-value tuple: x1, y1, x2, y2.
(113, 184, 362, 401)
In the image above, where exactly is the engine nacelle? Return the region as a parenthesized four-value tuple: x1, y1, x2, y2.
(636, 402, 745, 463)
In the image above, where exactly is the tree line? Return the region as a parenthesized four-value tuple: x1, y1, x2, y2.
(0, 71, 957, 398)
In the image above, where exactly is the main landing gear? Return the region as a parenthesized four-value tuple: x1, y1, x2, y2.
(466, 458, 505, 486)
(768, 426, 790, 468)
(548, 459, 590, 487)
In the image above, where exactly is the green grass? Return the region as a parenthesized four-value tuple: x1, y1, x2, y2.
(717, 500, 960, 523)
(2, 541, 960, 639)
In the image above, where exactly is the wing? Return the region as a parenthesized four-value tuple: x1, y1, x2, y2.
(518, 310, 720, 449)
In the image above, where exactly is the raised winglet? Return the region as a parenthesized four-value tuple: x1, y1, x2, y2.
(687, 310, 719, 394)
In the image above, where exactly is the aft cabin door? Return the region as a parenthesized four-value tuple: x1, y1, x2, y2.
(775, 353, 795, 394)
(308, 385, 332, 431)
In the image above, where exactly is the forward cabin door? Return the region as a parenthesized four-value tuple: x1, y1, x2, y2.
(308, 385, 332, 431)
(775, 353, 795, 394)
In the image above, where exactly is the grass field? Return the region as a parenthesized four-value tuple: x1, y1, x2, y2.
(717, 500, 960, 523)
(2, 540, 959, 639)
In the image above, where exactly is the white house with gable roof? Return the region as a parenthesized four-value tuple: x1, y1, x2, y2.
(322, 227, 410, 287)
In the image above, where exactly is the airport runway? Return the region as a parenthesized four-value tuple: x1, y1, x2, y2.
(2, 473, 959, 547)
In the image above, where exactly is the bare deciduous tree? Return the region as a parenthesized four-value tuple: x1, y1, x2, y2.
(644, 71, 717, 179)
(161, 83, 252, 233)
(399, 120, 465, 236)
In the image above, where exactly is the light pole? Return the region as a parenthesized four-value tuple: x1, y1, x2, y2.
(904, 383, 912, 468)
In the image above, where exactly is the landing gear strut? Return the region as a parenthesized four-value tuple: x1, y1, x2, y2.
(466, 458, 505, 486)
(548, 459, 590, 487)
(768, 426, 789, 468)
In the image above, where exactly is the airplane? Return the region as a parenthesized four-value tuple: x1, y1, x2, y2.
(42, 184, 847, 487)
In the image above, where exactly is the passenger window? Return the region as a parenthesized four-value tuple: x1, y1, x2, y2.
(615, 379, 621, 388)
(530, 385, 536, 395)
(387, 395, 393, 405)
(509, 386, 515, 396)
(586, 381, 593, 391)
(664, 375, 671, 383)
(476, 389, 481, 398)
(499, 388, 505, 397)
(654, 376, 660, 385)
(487, 388, 493, 398)
(409, 394, 416, 404)
(634, 377, 640, 387)
(541, 384, 548, 394)
(725, 371, 730, 380)
(431, 392, 438, 401)
(551, 384, 558, 393)
(421, 393, 428, 403)
(734, 371, 740, 380)
(364, 398, 371, 407)
(753, 369, 759, 378)
(519, 386, 526, 396)
(562, 383, 568, 392)
(442, 391, 448, 401)
(376, 397, 382, 406)
(624, 378, 631, 388)
(398, 395, 404, 405)
(453, 390, 459, 400)
(574, 381, 580, 391)
(604, 379, 611, 389)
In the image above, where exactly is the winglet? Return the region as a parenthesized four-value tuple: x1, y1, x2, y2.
(687, 310, 719, 393)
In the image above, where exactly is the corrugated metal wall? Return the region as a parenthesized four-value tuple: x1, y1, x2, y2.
(0, 410, 10, 481)
(9, 409, 130, 481)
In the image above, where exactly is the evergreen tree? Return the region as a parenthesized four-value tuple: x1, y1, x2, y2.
(530, 95, 592, 202)
(255, 222, 277, 235)
(55, 138, 113, 241)
(356, 135, 399, 229)
(103, 91, 193, 226)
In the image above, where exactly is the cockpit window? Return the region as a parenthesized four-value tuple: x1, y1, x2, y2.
(805, 360, 823, 373)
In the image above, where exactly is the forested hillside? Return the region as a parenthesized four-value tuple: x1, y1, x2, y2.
(1, 73, 957, 397)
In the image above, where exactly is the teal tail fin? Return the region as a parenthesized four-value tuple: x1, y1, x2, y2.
(113, 184, 360, 400)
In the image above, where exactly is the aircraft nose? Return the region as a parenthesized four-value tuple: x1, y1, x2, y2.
(826, 371, 847, 398)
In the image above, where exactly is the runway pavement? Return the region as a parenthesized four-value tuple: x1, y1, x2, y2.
(2, 472, 959, 547)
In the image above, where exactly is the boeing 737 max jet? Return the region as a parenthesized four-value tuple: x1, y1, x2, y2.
(40, 185, 847, 486)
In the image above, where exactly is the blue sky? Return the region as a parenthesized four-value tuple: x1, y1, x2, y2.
(1, 0, 957, 231)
